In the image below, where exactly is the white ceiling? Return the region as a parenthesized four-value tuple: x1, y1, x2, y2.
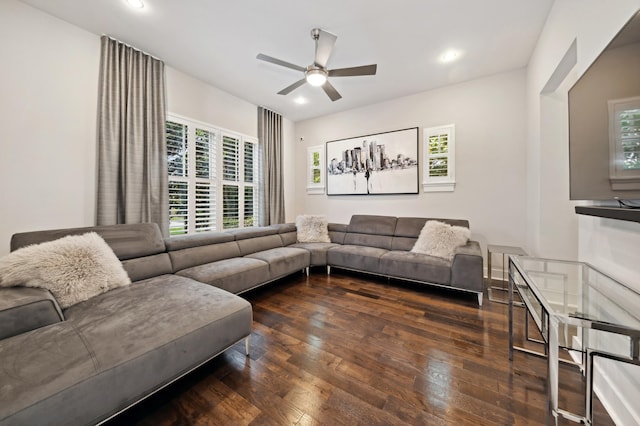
(18, 0, 555, 122)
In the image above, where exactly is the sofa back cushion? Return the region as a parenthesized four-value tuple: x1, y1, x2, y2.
(11, 223, 166, 259)
(343, 215, 397, 250)
(225, 226, 278, 240)
(270, 223, 297, 246)
(328, 223, 347, 244)
(347, 215, 398, 235)
(237, 234, 283, 256)
(10, 223, 172, 282)
(168, 241, 241, 273)
(391, 217, 470, 251)
(164, 232, 234, 251)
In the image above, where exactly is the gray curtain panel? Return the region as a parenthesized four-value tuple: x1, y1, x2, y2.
(96, 36, 169, 237)
(258, 107, 285, 225)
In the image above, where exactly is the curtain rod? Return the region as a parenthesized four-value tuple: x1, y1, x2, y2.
(258, 105, 284, 117)
(102, 34, 162, 61)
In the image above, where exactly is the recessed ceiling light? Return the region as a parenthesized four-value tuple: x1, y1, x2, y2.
(126, 0, 144, 8)
(440, 50, 460, 63)
(294, 97, 307, 105)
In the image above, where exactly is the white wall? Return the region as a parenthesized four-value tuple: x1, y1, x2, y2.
(0, 0, 100, 255)
(527, 0, 640, 423)
(165, 67, 258, 139)
(294, 69, 528, 274)
(0, 0, 294, 256)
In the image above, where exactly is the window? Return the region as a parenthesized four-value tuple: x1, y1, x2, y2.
(608, 97, 640, 190)
(422, 124, 455, 192)
(306, 145, 325, 194)
(243, 140, 259, 226)
(166, 115, 260, 235)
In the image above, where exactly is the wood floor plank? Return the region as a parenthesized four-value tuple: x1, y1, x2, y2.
(106, 272, 615, 426)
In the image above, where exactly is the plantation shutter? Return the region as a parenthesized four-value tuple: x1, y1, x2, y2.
(222, 135, 240, 229)
(422, 124, 456, 192)
(194, 128, 216, 232)
(223, 135, 239, 182)
(167, 121, 189, 235)
(166, 116, 260, 235)
(222, 184, 239, 229)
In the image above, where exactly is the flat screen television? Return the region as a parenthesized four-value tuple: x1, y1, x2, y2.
(569, 11, 640, 201)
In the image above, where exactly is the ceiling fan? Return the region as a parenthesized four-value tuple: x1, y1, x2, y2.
(257, 28, 377, 102)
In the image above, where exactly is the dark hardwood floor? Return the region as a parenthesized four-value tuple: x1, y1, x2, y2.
(107, 270, 615, 425)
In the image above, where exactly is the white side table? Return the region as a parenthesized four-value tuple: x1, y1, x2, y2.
(487, 244, 527, 304)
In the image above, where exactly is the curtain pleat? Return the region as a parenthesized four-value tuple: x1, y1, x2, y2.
(258, 107, 285, 225)
(96, 36, 169, 236)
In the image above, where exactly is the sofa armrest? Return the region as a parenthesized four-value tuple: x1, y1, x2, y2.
(450, 240, 484, 293)
(0, 287, 64, 340)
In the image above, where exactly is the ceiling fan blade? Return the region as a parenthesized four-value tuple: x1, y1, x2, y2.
(329, 64, 377, 77)
(277, 78, 307, 95)
(322, 80, 342, 102)
(314, 29, 337, 68)
(257, 53, 306, 73)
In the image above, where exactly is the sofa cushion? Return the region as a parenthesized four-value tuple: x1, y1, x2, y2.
(226, 226, 278, 240)
(11, 223, 167, 261)
(0, 233, 131, 309)
(343, 232, 394, 250)
(176, 257, 269, 294)
(347, 214, 397, 235)
(269, 223, 297, 234)
(280, 231, 298, 246)
(391, 236, 419, 252)
(122, 253, 173, 282)
(290, 242, 340, 266)
(271, 222, 298, 246)
(236, 234, 283, 256)
(393, 217, 428, 238)
(295, 215, 331, 243)
(394, 217, 469, 238)
(380, 251, 451, 286)
(246, 247, 310, 279)
(164, 231, 234, 251)
(168, 241, 241, 273)
(0, 275, 252, 425)
(392, 217, 471, 251)
(411, 220, 470, 260)
(327, 245, 388, 274)
(10, 223, 173, 282)
(328, 223, 348, 244)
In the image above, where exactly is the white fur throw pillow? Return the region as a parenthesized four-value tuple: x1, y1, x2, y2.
(411, 220, 470, 260)
(296, 215, 331, 243)
(0, 232, 131, 309)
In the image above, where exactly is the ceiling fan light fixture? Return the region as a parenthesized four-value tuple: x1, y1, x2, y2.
(306, 68, 327, 86)
(440, 49, 460, 63)
(126, 0, 144, 9)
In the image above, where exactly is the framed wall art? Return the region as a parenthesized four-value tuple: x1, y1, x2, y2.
(326, 127, 419, 195)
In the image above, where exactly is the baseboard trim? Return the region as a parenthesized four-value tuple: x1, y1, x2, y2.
(593, 362, 639, 426)
(569, 336, 639, 425)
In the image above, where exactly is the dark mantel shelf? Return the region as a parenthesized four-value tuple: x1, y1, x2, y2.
(575, 206, 640, 223)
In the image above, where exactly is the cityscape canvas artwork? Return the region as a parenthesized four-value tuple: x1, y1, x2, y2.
(326, 127, 419, 195)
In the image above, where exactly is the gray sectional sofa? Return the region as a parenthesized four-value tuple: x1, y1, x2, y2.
(0, 214, 482, 425)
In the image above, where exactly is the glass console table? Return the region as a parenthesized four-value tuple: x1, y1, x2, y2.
(508, 256, 640, 425)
